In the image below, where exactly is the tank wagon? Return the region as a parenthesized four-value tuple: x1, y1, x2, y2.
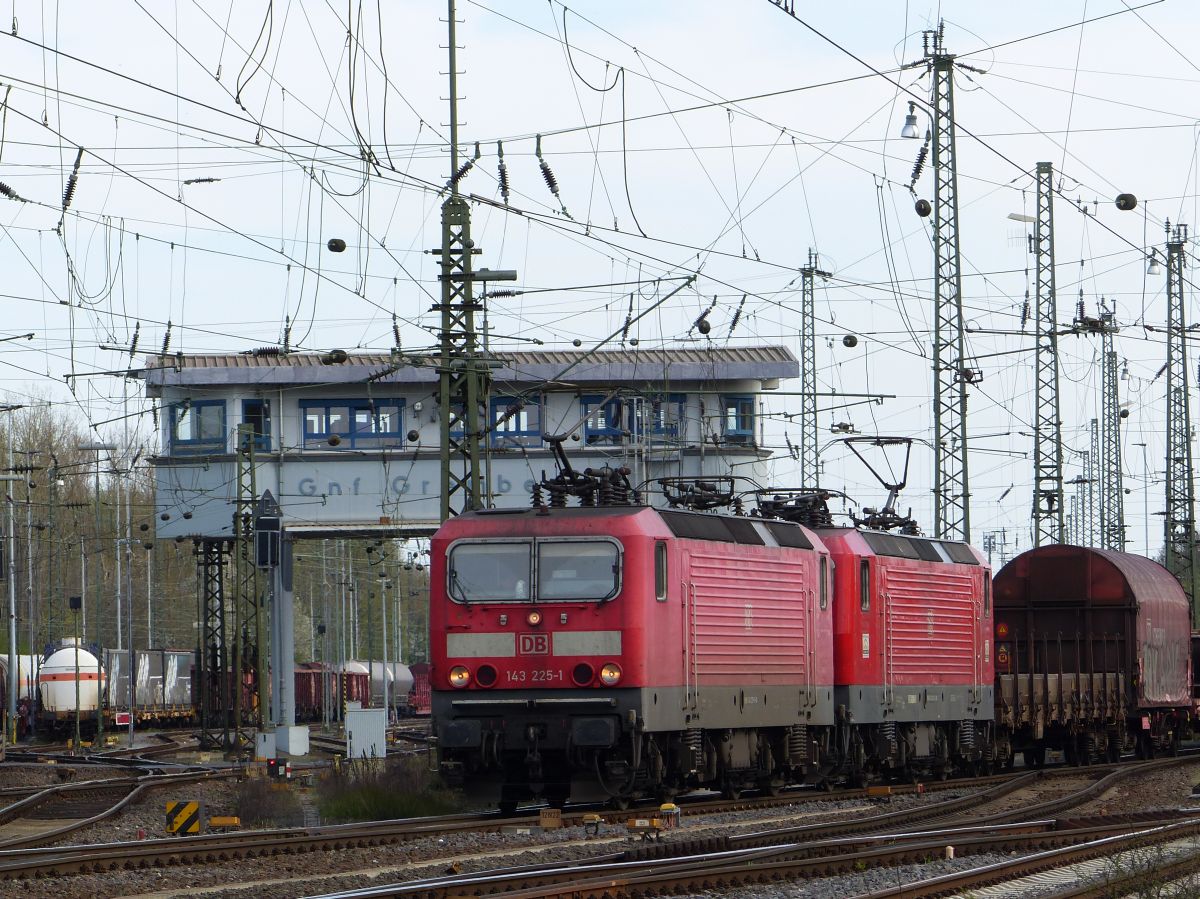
(992, 544, 1191, 765)
(37, 640, 104, 728)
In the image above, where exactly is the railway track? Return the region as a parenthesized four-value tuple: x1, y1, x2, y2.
(284, 756, 1200, 899)
(0, 755, 1161, 885)
(294, 812, 1200, 899)
(0, 769, 236, 850)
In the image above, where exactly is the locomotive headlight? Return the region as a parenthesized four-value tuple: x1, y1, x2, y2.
(448, 666, 472, 689)
(599, 662, 622, 686)
(526, 609, 543, 627)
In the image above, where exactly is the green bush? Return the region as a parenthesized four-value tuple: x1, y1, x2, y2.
(318, 756, 465, 822)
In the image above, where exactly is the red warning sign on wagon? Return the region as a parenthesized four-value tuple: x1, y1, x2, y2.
(995, 622, 1009, 639)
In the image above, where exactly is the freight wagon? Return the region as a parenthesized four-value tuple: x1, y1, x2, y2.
(993, 544, 1191, 765)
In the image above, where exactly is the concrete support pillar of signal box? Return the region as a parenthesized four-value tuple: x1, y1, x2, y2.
(273, 534, 308, 757)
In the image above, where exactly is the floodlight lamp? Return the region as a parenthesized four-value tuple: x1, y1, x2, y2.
(900, 102, 920, 140)
(1147, 251, 1162, 276)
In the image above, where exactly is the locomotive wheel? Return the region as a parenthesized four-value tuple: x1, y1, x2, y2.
(608, 795, 632, 811)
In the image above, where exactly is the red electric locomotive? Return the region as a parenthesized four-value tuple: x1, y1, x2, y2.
(430, 468, 835, 810)
(753, 478, 993, 782)
(819, 526, 992, 778)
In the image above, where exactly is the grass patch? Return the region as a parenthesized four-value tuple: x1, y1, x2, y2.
(318, 756, 465, 822)
(236, 777, 305, 828)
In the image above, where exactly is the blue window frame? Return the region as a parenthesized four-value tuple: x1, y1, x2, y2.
(242, 399, 271, 452)
(643, 393, 685, 441)
(723, 395, 755, 445)
(582, 395, 628, 445)
(301, 400, 404, 449)
(491, 397, 541, 448)
(582, 394, 683, 445)
(169, 400, 226, 455)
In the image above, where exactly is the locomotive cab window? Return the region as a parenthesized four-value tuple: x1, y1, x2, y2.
(655, 541, 668, 601)
(983, 576, 991, 611)
(819, 556, 829, 609)
(538, 541, 621, 601)
(448, 542, 532, 602)
(859, 559, 870, 611)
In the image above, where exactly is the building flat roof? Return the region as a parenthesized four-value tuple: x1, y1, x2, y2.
(140, 345, 799, 390)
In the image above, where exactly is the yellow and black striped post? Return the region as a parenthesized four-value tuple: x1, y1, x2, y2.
(165, 800, 204, 835)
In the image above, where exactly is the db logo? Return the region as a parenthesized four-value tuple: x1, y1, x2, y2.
(519, 633, 549, 655)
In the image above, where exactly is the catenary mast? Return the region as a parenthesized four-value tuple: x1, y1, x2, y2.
(1164, 223, 1196, 612)
(438, 0, 488, 519)
(1030, 162, 1065, 546)
(923, 24, 971, 542)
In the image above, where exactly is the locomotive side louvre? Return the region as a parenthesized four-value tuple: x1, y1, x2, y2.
(992, 545, 1191, 765)
(678, 529, 834, 729)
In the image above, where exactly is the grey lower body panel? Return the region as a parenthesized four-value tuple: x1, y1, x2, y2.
(837, 684, 994, 724)
(434, 683, 837, 742)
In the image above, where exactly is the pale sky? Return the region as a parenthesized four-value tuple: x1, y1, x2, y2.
(1, 0, 1199, 558)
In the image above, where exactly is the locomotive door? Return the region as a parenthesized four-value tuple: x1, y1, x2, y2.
(876, 564, 894, 707)
(970, 572, 983, 703)
(681, 549, 698, 712)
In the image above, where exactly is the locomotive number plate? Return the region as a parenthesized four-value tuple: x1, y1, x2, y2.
(506, 669, 565, 683)
(519, 633, 550, 655)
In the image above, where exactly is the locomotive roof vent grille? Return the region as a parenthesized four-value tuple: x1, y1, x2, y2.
(659, 510, 774, 546)
(860, 530, 979, 565)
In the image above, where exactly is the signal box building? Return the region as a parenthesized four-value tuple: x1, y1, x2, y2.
(140, 346, 798, 538)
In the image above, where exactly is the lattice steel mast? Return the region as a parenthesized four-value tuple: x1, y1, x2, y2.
(1031, 161, 1064, 546)
(1098, 311, 1124, 550)
(799, 249, 827, 487)
(437, 0, 488, 519)
(1086, 419, 1100, 547)
(233, 424, 262, 746)
(1164, 223, 1196, 611)
(195, 541, 228, 750)
(923, 24, 971, 541)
